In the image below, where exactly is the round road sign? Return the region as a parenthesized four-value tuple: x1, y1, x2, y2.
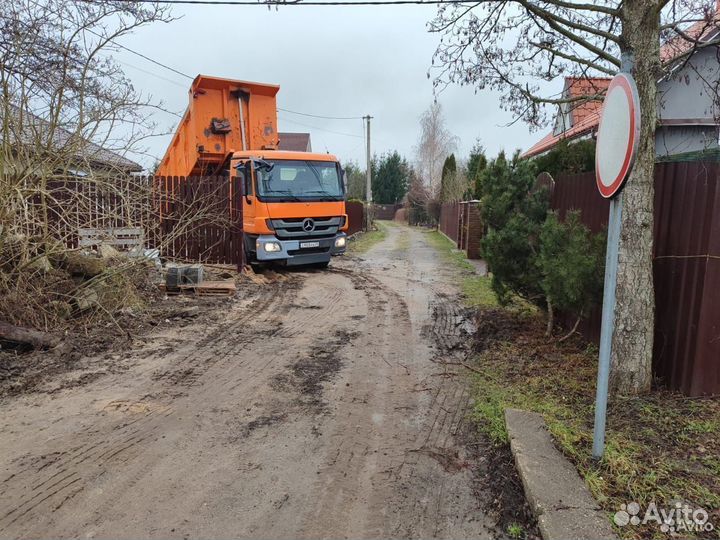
(595, 73, 640, 199)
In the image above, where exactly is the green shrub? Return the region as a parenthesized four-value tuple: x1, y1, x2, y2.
(480, 151, 549, 304)
(533, 139, 595, 177)
(479, 150, 605, 334)
(539, 211, 605, 327)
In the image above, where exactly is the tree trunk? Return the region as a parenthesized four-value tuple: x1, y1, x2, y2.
(545, 298, 554, 337)
(0, 321, 61, 349)
(610, 2, 660, 395)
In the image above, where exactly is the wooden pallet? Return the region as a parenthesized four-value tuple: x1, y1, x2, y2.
(159, 280, 237, 297)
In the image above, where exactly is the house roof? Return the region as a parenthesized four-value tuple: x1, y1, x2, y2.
(523, 78, 608, 158)
(1, 104, 143, 173)
(523, 6, 720, 159)
(524, 109, 602, 158)
(565, 78, 610, 126)
(278, 132, 312, 152)
(660, 3, 720, 63)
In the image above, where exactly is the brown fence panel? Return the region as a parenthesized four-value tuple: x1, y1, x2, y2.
(552, 161, 720, 396)
(551, 171, 609, 233)
(346, 201, 365, 235)
(439, 202, 460, 243)
(155, 175, 244, 268)
(652, 161, 720, 396)
(465, 202, 483, 259)
(374, 203, 402, 220)
(36, 176, 157, 249)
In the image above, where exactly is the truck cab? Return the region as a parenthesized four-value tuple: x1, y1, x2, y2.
(233, 150, 348, 267)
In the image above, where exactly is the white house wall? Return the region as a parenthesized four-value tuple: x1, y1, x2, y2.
(655, 46, 720, 156)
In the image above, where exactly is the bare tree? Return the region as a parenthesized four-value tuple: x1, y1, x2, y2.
(1, 0, 176, 255)
(430, 1, 720, 395)
(0, 0, 204, 332)
(414, 102, 458, 197)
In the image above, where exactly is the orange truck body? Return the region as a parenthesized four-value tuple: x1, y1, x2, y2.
(157, 75, 348, 267)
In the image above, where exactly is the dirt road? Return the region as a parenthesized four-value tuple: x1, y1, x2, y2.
(0, 223, 500, 539)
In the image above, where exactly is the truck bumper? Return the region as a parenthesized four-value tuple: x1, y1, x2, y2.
(254, 233, 347, 266)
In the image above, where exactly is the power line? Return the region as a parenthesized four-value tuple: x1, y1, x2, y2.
(34, 0, 369, 128)
(105, 0, 472, 5)
(277, 115, 364, 138)
(101, 37, 193, 80)
(277, 108, 364, 120)
(115, 58, 190, 90)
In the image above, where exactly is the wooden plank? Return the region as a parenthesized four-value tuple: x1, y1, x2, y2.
(78, 238, 143, 247)
(79, 227, 144, 236)
(175, 279, 237, 296)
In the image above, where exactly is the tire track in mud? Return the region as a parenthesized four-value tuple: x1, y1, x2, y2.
(297, 263, 416, 538)
(0, 279, 302, 536)
(323, 262, 478, 538)
(0, 271, 367, 537)
(330, 236, 481, 538)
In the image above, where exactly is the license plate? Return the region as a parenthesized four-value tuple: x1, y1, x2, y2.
(300, 241, 320, 249)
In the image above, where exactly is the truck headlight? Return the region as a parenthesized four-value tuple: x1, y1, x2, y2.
(263, 241, 282, 252)
(335, 236, 347, 248)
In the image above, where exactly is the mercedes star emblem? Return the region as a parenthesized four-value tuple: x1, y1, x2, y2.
(302, 218, 315, 232)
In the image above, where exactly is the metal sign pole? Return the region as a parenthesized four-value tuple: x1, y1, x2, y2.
(592, 192, 623, 459)
(591, 63, 639, 461)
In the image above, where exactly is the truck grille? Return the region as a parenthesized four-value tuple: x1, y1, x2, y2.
(270, 216, 342, 240)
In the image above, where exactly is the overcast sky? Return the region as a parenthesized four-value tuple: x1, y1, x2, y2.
(114, 2, 544, 169)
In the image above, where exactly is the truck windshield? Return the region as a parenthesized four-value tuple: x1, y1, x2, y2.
(256, 160, 344, 201)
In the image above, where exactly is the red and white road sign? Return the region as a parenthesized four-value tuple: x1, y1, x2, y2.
(595, 73, 641, 199)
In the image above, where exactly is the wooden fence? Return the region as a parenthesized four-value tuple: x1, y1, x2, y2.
(374, 203, 403, 220)
(22, 176, 156, 249)
(17, 175, 375, 268)
(157, 176, 244, 267)
(439, 202, 460, 243)
(16, 175, 244, 268)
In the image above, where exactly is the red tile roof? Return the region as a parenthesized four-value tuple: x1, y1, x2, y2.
(566, 78, 610, 126)
(522, 78, 607, 158)
(660, 3, 720, 63)
(523, 109, 601, 158)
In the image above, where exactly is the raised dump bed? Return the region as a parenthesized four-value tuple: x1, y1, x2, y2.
(157, 75, 281, 177)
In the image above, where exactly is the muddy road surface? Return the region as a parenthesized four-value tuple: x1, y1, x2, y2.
(0, 223, 501, 539)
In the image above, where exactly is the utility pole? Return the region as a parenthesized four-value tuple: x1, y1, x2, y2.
(364, 114, 373, 230)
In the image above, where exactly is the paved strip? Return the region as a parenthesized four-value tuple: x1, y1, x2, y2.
(505, 408, 618, 540)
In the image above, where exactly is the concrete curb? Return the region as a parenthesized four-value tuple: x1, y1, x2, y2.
(504, 408, 618, 540)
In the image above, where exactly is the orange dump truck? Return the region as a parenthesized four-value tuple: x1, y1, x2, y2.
(157, 75, 348, 267)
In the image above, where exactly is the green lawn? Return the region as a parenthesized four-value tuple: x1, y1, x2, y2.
(347, 221, 388, 254)
(424, 229, 498, 308)
(466, 313, 720, 539)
